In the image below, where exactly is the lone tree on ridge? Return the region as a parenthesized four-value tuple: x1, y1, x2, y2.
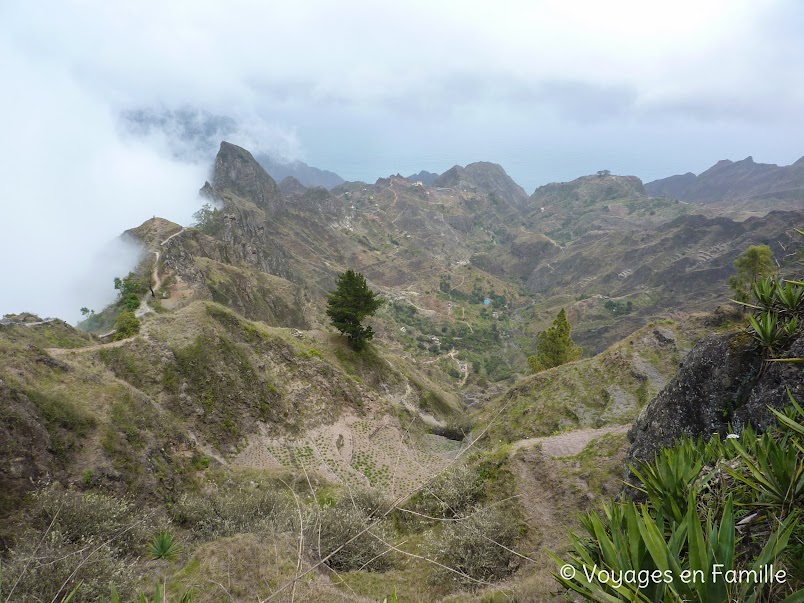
(326, 270, 384, 351)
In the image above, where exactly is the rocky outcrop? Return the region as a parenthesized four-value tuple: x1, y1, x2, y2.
(213, 142, 282, 213)
(0, 381, 55, 525)
(626, 332, 804, 469)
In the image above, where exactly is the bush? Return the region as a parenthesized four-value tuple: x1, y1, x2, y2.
(304, 505, 393, 571)
(338, 486, 392, 518)
(429, 506, 521, 587)
(416, 465, 484, 519)
(0, 488, 151, 602)
(113, 310, 140, 341)
(171, 487, 292, 540)
(33, 488, 151, 554)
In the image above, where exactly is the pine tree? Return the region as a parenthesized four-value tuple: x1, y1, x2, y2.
(326, 270, 384, 351)
(528, 308, 582, 372)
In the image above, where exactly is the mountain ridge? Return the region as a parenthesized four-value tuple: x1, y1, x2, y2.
(646, 154, 804, 202)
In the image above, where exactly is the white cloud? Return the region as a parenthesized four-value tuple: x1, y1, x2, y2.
(1, 0, 803, 321)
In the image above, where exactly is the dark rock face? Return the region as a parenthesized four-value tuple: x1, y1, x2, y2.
(627, 332, 804, 470)
(213, 142, 281, 212)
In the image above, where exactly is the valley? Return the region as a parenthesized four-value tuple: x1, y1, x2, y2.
(1, 142, 802, 602)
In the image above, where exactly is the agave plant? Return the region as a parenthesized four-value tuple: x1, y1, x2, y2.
(724, 433, 804, 514)
(552, 496, 802, 603)
(628, 439, 709, 523)
(747, 311, 784, 353)
(148, 531, 182, 561)
(775, 281, 804, 315)
(752, 277, 778, 310)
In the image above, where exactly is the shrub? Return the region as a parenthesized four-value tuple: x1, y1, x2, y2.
(338, 486, 392, 518)
(171, 487, 291, 540)
(113, 310, 140, 341)
(1, 488, 151, 602)
(304, 505, 393, 571)
(416, 465, 484, 519)
(429, 506, 521, 587)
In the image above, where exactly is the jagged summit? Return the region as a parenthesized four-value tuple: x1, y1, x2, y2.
(213, 141, 280, 210)
(433, 161, 529, 208)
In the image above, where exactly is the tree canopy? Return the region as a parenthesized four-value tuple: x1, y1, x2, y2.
(729, 244, 777, 303)
(528, 308, 582, 372)
(326, 270, 384, 351)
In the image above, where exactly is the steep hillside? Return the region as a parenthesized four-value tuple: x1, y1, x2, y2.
(646, 154, 804, 203)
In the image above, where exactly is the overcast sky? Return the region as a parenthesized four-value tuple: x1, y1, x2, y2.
(2, 0, 804, 321)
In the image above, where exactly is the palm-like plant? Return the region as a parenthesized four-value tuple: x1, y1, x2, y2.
(724, 433, 804, 514)
(628, 439, 708, 523)
(747, 311, 783, 353)
(148, 531, 181, 561)
(775, 281, 804, 314)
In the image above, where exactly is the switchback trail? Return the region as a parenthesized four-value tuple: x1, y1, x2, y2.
(510, 424, 631, 458)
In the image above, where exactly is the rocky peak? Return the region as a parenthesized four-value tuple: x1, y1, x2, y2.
(213, 141, 281, 212)
(278, 176, 308, 196)
(433, 161, 529, 208)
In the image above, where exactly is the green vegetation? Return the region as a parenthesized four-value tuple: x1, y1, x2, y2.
(115, 271, 150, 311)
(528, 308, 583, 372)
(604, 299, 634, 316)
(729, 244, 777, 303)
(739, 275, 804, 355)
(113, 309, 140, 340)
(149, 531, 182, 561)
(192, 202, 224, 236)
(554, 396, 804, 602)
(327, 269, 384, 351)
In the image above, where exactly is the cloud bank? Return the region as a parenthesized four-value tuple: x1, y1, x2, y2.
(2, 0, 803, 320)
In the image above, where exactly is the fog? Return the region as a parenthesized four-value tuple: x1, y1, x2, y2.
(2, 0, 803, 321)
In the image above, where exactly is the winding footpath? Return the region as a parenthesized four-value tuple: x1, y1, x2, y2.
(47, 229, 185, 356)
(511, 424, 631, 458)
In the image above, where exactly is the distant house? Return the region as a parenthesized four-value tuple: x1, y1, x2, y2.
(413, 181, 423, 187)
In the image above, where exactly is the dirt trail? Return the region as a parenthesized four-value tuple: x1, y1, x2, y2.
(511, 424, 631, 458)
(47, 338, 132, 357)
(47, 230, 183, 356)
(447, 349, 469, 388)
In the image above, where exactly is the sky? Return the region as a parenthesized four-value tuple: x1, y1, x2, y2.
(2, 0, 804, 321)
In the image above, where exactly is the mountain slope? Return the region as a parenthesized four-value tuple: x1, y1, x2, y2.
(646, 155, 804, 202)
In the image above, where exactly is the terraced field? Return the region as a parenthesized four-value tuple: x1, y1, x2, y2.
(234, 413, 464, 497)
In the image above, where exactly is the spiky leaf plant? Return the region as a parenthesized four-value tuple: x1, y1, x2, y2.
(148, 531, 181, 561)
